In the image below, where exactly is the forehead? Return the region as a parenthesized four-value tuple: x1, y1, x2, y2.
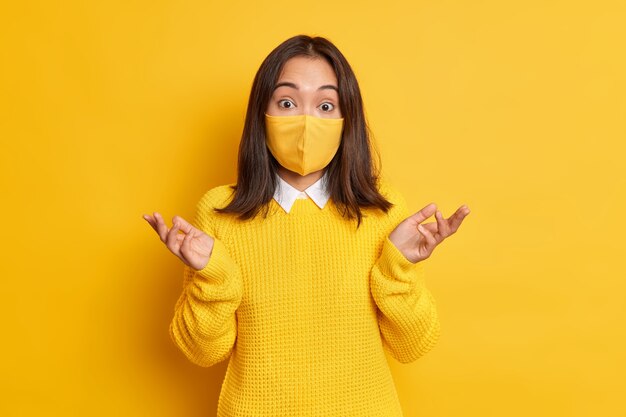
(276, 56, 338, 86)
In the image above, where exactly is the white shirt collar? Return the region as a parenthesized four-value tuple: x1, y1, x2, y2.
(273, 171, 331, 213)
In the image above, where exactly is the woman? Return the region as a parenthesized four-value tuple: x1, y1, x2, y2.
(143, 34, 470, 417)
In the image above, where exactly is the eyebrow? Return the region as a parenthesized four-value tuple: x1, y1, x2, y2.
(273, 81, 338, 92)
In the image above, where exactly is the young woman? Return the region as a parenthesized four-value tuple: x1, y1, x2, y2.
(143, 34, 470, 417)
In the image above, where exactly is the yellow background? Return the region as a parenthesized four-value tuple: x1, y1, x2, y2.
(1, 1, 624, 416)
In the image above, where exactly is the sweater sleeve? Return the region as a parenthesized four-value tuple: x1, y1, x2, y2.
(169, 188, 243, 367)
(370, 183, 441, 364)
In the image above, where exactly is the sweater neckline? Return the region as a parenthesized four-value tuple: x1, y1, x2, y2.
(287, 196, 328, 216)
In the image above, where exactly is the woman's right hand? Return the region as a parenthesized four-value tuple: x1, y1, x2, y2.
(143, 212, 215, 271)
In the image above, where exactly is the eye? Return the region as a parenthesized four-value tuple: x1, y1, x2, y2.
(278, 99, 295, 109)
(319, 102, 335, 112)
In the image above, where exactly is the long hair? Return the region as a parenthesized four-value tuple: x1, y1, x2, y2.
(215, 34, 392, 226)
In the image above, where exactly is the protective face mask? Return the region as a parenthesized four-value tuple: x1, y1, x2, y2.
(265, 113, 344, 176)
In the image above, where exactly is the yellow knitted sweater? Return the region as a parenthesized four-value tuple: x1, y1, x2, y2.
(169, 180, 441, 416)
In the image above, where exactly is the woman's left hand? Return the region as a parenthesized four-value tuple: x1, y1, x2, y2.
(388, 203, 471, 263)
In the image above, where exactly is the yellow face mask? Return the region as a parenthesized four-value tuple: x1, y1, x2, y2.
(265, 113, 344, 176)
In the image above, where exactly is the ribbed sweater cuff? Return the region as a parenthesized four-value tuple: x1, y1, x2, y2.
(377, 237, 425, 282)
(194, 238, 235, 284)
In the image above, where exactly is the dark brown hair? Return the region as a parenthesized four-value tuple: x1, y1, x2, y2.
(216, 34, 392, 226)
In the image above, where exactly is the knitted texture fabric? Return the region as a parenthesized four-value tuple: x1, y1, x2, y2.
(169, 180, 441, 416)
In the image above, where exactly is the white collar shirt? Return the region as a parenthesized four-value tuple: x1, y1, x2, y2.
(272, 172, 331, 214)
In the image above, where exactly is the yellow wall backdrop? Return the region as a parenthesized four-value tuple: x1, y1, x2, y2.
(1, 1, 624, 416)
